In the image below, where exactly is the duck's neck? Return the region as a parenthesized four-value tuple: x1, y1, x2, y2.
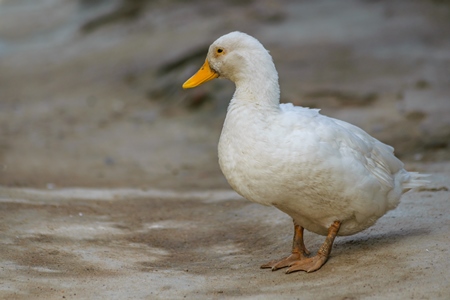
(231, 58, 281, 110)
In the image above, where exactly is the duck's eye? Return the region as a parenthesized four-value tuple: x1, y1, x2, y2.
(217, 48, 223, 54)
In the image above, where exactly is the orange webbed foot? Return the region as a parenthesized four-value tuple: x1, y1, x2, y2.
(261, 220, 341, 274)
(261, 222, 310, 271)
(260, 252, 307, 271)
(285, 254, 327, 273)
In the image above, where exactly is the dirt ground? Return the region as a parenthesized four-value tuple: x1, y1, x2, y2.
(0, 0, 449, 299)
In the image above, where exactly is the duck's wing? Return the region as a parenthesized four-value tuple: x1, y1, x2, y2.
(329, 117, 404, 190)
(280, 103, 404, 191)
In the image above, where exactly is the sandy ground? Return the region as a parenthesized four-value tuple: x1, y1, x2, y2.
(1, 172, 449, 299)
(1, 0, 450, 299)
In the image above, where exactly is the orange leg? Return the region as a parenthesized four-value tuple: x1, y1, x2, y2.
(261, 220, 341, 273)
(261, 221, 310, 270)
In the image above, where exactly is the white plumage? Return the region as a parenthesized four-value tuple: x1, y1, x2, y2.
(183, 31, 428, 273)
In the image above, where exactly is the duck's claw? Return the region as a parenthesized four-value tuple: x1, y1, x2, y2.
(285, 255, 328, 273)
(260, 253, 305, 271)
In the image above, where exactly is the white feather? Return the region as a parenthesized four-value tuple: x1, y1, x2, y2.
(203, 32, 429, 236)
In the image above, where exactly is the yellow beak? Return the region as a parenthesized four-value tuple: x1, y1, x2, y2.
(182, 59, 219, 89)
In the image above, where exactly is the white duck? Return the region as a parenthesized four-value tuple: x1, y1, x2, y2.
(182, 31, 428, 273)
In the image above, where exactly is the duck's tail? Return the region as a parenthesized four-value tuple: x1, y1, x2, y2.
(402, 172, 431, 191)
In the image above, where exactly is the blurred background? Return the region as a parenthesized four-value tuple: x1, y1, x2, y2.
(0, 0, 449, 190)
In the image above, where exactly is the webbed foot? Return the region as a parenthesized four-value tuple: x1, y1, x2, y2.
(261, 220, 341, 274)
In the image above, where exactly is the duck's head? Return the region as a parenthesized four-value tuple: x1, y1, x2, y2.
(182, 31, 275, 89)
